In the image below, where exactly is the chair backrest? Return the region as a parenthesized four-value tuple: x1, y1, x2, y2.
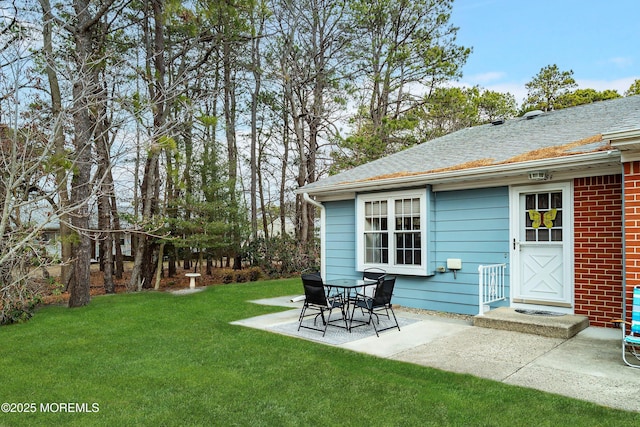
(363, 267, 386, 281)
(632, 286, 640, 335)
(301, 274, 327, 306)
(373, 277, 395, 306)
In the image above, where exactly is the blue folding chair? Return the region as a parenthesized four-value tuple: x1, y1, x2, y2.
(616, 286, 640, 368)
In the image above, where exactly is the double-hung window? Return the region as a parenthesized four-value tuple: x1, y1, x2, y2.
(357, 189, 428, 276)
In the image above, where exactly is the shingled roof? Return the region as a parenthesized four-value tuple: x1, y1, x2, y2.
(301, 95, 640, 195)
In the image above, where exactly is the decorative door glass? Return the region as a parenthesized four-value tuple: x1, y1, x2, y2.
(524, 192, 562, 242)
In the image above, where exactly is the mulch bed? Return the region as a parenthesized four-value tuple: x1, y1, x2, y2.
(40, 268, 219, 305)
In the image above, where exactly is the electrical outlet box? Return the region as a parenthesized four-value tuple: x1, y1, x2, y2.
(447, 258, 462, 270)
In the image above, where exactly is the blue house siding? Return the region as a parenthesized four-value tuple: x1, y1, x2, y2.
(321, 186, 511, 316)
(394, 186, 511, 315)
(324, 200, 357, 279)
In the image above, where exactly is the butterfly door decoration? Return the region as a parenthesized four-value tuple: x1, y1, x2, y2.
(528, 208, 557, 229)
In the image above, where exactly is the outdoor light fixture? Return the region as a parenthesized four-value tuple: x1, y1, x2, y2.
(528, 170, 550, 181)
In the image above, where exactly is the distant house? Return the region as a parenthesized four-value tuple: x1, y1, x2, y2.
(256, 216, 296, 238)
(41, 223, 132, 261)
(298, 96, 640, 327)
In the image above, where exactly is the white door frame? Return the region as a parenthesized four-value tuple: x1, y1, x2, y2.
(509, 181, 574, 313)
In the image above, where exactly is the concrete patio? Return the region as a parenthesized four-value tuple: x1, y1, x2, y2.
(232, 296, 640, 413)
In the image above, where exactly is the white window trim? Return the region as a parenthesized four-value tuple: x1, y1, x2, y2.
(356, 189, 428, 276)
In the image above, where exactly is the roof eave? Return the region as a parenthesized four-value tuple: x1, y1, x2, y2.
(605, 128, 640, 162)
(298, 150, 620, 198)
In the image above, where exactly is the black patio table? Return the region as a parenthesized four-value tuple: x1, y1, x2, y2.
(324, 278, 377, 331)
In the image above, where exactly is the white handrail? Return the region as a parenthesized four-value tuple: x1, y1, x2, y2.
(478, 264, 506, 315)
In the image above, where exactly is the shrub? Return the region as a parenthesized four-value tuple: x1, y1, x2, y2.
(247, 267, 261, 282)
(1, 281, 43, 325)
(221, 271, 234, 284)
(234, 271, 247, 283)
(244, 235, 319, 278)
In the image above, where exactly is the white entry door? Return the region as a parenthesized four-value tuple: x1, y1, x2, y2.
(511, 183, 573, 310)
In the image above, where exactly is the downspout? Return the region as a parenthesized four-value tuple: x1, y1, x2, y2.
(303, 193, 326, 279)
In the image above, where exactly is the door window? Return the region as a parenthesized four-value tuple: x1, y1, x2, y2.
(524, 192, 563, 242)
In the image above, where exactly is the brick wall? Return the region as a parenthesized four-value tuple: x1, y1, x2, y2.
(624, 162, 640, 321)
(574, 174, 623, 327)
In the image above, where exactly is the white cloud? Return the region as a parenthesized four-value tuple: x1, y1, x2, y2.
(576, 76, 639, 95)
(466, 71, 507, 84)
(606, 57, 634, 68)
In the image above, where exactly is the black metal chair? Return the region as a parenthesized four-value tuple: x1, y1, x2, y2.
(352, 267, 386, 301)
(298, 273, 347, 336)
(350, 276, 400, 337)
(350, 268, 387, 315)
(363, 267, 386, 281)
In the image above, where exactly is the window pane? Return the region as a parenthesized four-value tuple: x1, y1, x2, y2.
(365, 233, 389, 264)
(526, 229, 536, 241)
(554, 210, 562, 227)
(525, 194, 535, 210)
(365, 249, 374, 263)
(405, 233, 413, 247)
(538, 193, 549, 210)
(365, 233, 378, 248)
(538, 228, 549, 241)
(551, 192, 562, 209)
(395, 232, 421, 265)
(551, 229, 563, 241)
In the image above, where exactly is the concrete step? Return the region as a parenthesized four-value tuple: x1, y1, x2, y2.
(473, 307, 589, 339)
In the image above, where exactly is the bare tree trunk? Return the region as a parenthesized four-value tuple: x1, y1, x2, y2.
(68, 0, 102, 308)
(280, 89, 289, 237)
(223, 38, 240, 267)
(249, 9, 265, 241)
(109, 182, 124, 279)
(154, 242, 165, 290)
(130, 0, 165, 290)
(96, 90, 114, 293)
(257, 143, 269, 239)
(39, 0, 73, 289)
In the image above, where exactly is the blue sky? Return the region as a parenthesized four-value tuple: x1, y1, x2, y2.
(450, 0, 640, 103)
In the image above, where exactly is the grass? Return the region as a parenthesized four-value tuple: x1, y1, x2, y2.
(0, 278, 638, 426)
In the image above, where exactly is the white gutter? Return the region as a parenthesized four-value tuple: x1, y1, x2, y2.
(303, 193, 326, 280)
(298, 150, 620, 197)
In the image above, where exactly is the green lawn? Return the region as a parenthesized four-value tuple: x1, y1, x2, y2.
(0, 278, 637, 426)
